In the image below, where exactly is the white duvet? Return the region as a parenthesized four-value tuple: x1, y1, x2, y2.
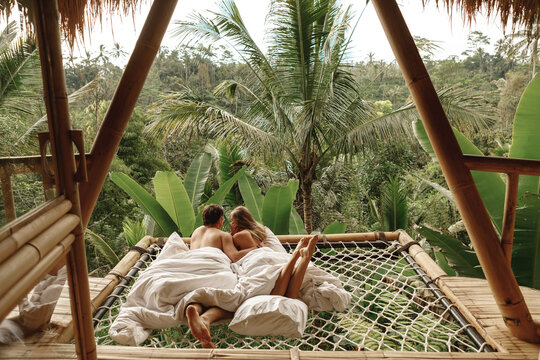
(109, 233, 351, 345)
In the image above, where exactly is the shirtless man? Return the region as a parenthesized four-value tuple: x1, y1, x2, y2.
(185, 204, 254, 348)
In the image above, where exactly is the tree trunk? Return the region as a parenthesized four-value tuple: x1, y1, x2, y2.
(302, 181, 313, 234)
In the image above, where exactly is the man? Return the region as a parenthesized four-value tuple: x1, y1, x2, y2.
(185, 204, 254, 348)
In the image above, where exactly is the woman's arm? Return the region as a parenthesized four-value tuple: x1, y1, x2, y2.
(222, 233, 256, 262)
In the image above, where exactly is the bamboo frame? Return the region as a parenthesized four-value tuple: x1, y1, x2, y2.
(372, 0, 540, 343)
(0, 199, 71, 263)
(0, 234, 74, 322)
(178, 232, 400, 244)
(501, 173, 519, 266)
(464, 155, 540, 176)
(0, 214, 79, 309)
(79, 0, 179, 228)
(32, 1, 96, 359)
(0, 168, 15, 222)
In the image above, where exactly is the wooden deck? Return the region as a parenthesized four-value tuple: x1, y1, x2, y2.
(1, 275, 539, 359)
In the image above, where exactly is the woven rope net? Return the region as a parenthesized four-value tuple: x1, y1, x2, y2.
(94, 240, 489, 352)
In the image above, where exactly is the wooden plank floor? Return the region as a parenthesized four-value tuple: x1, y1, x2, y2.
(1, 276, 539, 359)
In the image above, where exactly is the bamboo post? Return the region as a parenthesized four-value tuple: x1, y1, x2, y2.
(501, 173, 519, 266)
(79, 0, 178, 228)
(32, 1, 96, 359)
(372, 0, 540, 343)
(0, 169, 16, 223)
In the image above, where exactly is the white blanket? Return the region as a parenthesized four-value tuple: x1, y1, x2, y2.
(109, 233, 351, 345)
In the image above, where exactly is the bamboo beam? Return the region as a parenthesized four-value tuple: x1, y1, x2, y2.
(397, 231, 447, 281)
(0, 168, 16, 223)
(0, 234, 74, 322)
(372, 0, 540, 343)
(501, 173, 519, 266)
(464, 155, 540, 176)
(0, 154, 91, 176)
(32, 1, 96, 359)
(0, 196, 66, 242)
(178, 232, 400, 244)
(79, 0, 178, 228)
(0, 199, 71, 264)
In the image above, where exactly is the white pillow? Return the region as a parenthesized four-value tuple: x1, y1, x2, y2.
(229, 295, 307, 338)
(264, 227, 288, 253)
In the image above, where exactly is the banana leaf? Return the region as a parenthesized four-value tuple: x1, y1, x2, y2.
(218, 143, 244, 206)
(85, 229, 120, 265)
(184, 152, 212, 212)
(511, 193, 540, 289)
(323, 221, 346, 234)
(509, 74, 540, 197)
(262, 181, 295, 235)
(154, 171, 195, 237)
(194, 167, 247, 228)
(416, 226, 484, 278)
(413, 120, 505, 232)
(289, 208, 307, 234)
(238, 173, 264, 222)
(110, 172, 178, 235)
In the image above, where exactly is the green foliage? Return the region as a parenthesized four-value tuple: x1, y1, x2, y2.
(262, 180, 297, 235)
(154, 171, 195, 236)
(122, 218, 147, 247)
(237, 173, 264, 222)
(184, 152, 212, 213)
(323, 221, 347, 234)
(380, 176, 408, 231)
(85, 229, 120, 265)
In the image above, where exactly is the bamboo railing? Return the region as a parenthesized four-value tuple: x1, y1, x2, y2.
(372, 0, 540, 343)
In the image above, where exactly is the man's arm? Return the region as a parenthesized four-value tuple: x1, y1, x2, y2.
(222, 233, 255, 262)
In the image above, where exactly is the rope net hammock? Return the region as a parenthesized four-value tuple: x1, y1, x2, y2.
(93, 239, 492, 352)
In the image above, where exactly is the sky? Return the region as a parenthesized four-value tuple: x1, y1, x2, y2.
(66, 0, 510, 63)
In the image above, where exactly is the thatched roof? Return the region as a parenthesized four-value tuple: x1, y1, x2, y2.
(429, 0, 539, 30)
(0, 0, 146, 46)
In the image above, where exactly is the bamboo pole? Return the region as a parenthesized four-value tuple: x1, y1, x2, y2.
(397, 231, 447, 281)
(372, 0, 540, 343)
(0, 169, 16, 223)
(0, 214, 79, 301)
(178, 232, 400, 244)
(79, 0, 179, 228)
(464, 154, 540, 176)
(501, 173, 519, 266)
(32, 1, 96, 358)
(0, 234, 74, 322)
(0, 199, 72, 264)
(0, 196, 66, 242)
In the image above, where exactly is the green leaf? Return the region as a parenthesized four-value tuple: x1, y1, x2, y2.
(262, 183, 294, 235)
(194, 167, 247, 227)
(380, 176, 408, 231)
(184, 152, 212, 212)
(238, 173, 264, 222)
(323, 221, 346, 234)
(286, 179, 299, 199)
(413, 120, 505, 232)
(85, 229, 120, 265)
(434, 251, 457, 276)
(511, 193, 540, 289)
(289, 208, 307, 234)
(509, 74, 540, 197)
(110, 172, 178, 236)
(122, 218, 147, 247)
(417, 226, 484, 278)
(154, 171, 195, 237)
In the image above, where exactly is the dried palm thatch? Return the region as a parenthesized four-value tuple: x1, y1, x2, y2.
(0, 0, 146, 47)
(428, 0, 540, 30)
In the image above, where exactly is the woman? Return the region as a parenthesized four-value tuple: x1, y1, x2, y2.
(230, 206, 317, 299)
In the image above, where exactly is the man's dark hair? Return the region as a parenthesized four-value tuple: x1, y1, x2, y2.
(202, 204, 224, 226)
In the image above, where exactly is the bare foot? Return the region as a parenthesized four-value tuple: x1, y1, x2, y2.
(186, 305, 213, 346)
(293, 236, 310, 254)
(300, 235, 318, 258)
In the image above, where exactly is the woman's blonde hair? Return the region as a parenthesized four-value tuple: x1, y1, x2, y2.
(230, 206, 267, 243)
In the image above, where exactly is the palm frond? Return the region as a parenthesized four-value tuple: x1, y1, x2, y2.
(85, 229, 120, 265)
(381, 176, 408, 231)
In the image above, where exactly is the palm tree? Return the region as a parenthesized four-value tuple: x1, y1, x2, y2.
(510, 16, 539, 79)
(146, 0, 491, 233)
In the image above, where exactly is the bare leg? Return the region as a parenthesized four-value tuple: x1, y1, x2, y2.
(270, 236, 314, 296)
(285, 235, 318, 299)
(186, 303, 233, 348)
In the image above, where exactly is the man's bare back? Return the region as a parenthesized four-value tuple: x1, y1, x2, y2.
(190, 225, 231, 250)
